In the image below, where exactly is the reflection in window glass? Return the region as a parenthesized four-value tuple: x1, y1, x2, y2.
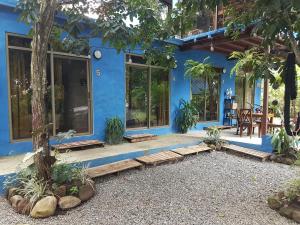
(125, 55, 170, 129)
(150, 68, 169, 126)
(126, 65, 148, 129)
(54, 57, 89, 134)
(9, 49, 52, 139)
(191, 75, 220, 122)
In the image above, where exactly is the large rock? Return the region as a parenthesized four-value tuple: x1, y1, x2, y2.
(79, 183, 95, 202)
(10, 195, 23, 209)
(7, 188, 18, 200)
(30, 196, 57, 218)
(17, 198, 32, 215)
(267, 196, 282, 210)
(58, 196, 81, 210)
(279, 206, 296, 219)
(292, 210, 300, 223)
(54, 185, 67, 198)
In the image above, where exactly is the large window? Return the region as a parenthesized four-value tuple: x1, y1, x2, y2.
(7, 34, 91, 140)
(191, 75, 220, 121)
(126, 55, 169, 129)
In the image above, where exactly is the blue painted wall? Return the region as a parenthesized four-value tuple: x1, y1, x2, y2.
(0, 5, 261, 156)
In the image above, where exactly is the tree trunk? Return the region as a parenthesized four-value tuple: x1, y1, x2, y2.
(31, 0, 57, 181)
(288, 31, 300, 65)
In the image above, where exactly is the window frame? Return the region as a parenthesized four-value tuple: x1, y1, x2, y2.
(190, 74, 221, 123)
(6, 33, 93, 142)
(125, 54, 171, 130)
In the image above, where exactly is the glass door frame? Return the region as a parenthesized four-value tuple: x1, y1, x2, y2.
(125, 56, 171, 130)
(6, 33, 93, 142)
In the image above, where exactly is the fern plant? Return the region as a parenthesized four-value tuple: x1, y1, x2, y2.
(175, 99, 198, 133)
(105, 117, 125, 144)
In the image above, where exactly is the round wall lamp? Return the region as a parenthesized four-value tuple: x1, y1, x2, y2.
(93, 50, 102, 60)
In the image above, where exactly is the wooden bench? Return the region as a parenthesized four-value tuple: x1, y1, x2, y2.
(124, 134, 157, 143)
(172, 145, 212, 156)
(86, 159, 143, 178)
(222, 144, 271, 161)
(52, 140, 105, 152)
(136, 151, 183, 166)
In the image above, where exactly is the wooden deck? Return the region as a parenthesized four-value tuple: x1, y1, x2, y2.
(52, 140, 104, 152)
(86, 159, 143, 178)
(172, 145, 211, 156)
(136, 151, 183, 166)
(222, 144, 272, 161)
(203, 125, 232, 130)
(124, 134, 157, 143)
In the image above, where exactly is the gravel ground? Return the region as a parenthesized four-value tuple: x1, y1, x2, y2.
(0, 151, 299, 225)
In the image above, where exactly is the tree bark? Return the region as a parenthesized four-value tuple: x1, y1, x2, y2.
(288, 31, 300, 65)
(31, 0, 57, 181)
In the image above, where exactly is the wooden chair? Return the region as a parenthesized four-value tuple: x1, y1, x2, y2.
(238, 109, 258, 138)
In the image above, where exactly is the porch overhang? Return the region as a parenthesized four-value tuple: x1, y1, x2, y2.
(179, 27, 288, 56)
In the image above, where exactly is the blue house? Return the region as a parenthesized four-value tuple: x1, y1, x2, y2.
(0, 0, 262, 156)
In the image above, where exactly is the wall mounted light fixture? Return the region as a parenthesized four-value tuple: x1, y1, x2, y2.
(93, 50, 102, 60)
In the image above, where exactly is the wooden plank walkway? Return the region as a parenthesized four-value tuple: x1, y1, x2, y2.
(172, 145, 211, 156)
(203, 125, 232, 130)
(86, 159, 143, 178)
(136, 151, 183, 166)
(222, 144, 272, 161)
(52, 140, 104, 152)
(124, 134, 157, 143)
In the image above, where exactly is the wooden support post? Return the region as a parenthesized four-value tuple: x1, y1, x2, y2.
(261, 78, 269, 136)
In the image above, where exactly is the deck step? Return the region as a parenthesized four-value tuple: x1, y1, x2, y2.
(124, 134, 157, 143)
(52, 140, 104, 152)
(86, 159, 143, 178)
(136, 151, 183, 166)
(222, 144, 272, 161)
(172, 145, 211, 156)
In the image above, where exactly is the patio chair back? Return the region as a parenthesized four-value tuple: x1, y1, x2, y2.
(238, 109, 254, 137)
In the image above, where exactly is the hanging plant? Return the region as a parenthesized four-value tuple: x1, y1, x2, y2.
(283, 53, 297, 136)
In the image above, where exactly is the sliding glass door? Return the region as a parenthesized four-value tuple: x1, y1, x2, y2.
(54, 56, 90, 134)
(125, 55, 170, 129)
(7, 34, 91, 140)
(125, 65, 149, 129)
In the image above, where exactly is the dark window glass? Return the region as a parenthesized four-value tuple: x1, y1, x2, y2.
(126, 64, 170, 129)
(8, 35, 32, 48)
(126, 54, 147, 64)
(126, 65, 149, 128)
(150, 68, 169, 126)
(54, 56, 90, 134)
(9, 49, 52, 139)
(191, 75, 220, 122)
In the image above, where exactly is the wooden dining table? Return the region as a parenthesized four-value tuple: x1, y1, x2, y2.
(252, 113, 283, 137)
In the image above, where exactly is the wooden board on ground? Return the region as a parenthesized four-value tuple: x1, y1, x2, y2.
(86, 159, 143, 178)
(203, 125, 232, 130)
(222, 144, 272, 161)
(136, 151, 183, 166)
(52, 140, 104, 152)
(124, 134, 157, 143)
(172, 145, 211, 156)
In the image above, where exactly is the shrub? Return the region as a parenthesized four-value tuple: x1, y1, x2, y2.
(105, 117, 125, 144)
(271, 128, 299, 155)
(16, 175, 48, 204)
(175, 99, 198, 133)
(51, 163, 76, 185)
(203, 126, 227, 149)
